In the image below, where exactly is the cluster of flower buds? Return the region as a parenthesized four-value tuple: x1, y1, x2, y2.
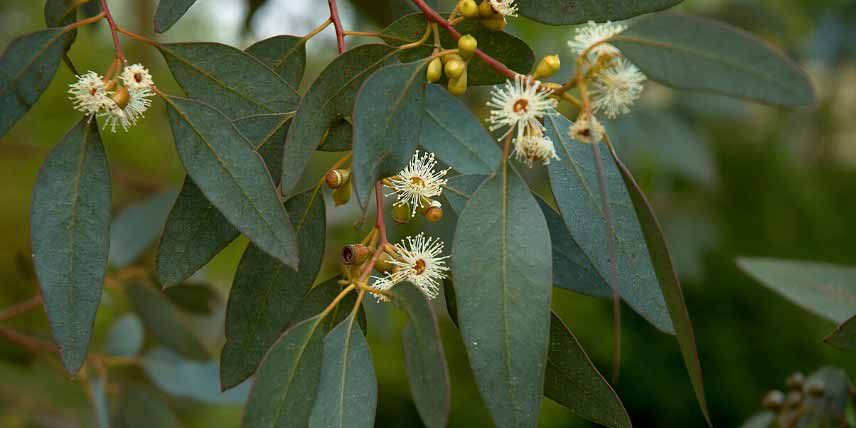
(324, 168, 352, 206)
(68, 63, 155, 132)
(427, 34, 478, 96)
(458, 0, 517, 31)
(756, 370, 850, 427)
(383, 151, 449, 223)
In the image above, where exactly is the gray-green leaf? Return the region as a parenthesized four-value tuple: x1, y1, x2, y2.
(825, 315, 856, 351)
(516, 0, 682, 25)
(155, 0, 199, 33)
(246, 35, 307, 89)
(31, 119, 110, 375)
(125, 281, 209, 361)
(109, 190, 177, 268)
(119, 384, 180, 428)
(452, 167, 552, 428)
(612, 13, 815, 107)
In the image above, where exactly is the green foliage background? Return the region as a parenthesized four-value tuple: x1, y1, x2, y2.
(2, 0, 856, 426)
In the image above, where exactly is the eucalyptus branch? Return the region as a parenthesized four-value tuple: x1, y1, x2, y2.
(327, 0, 346, 53)
(99, 0, 125, 62)
(0, 295, 42, 322)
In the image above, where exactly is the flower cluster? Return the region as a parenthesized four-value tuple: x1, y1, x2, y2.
(487, 74, 559, 167)
(68, 63, 155, 132)
(488, 0, 518, 17)
(384, 151, 450, 217)
(370, 233, 450, 301)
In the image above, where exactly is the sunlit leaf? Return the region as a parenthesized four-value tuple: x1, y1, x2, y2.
(516, 0, 682, 25)
(109, 190, 177, 269)
(155, 0, 199, 33)
(31, 119, 110, 375)
(125, 281, 209, 361)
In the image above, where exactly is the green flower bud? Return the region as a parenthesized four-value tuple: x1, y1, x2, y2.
(444, 59, 466, 80)
(533, 54, 561, 79)
(459, 0, 479, 18)
(478, 0, 495, 17)
(481, 14, 507, 31)
(458, 35, 478, 60)
(447, 70, 467, 96)
(426, 57, 443, 83)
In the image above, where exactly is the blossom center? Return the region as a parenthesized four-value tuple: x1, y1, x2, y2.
(409, 176, 426, 188)
(134, 72, 143, 83)
(413, 259, 426, 275)
(513, 98, 529, 114)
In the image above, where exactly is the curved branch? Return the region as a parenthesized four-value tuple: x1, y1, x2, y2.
(327, 0, 346, 53)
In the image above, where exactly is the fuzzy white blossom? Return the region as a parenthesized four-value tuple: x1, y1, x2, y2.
(488, 0, 518, 17)
(68, 72, 112, 116)
(567, 21, 626, 59)
(120, 63, 154, 91)
(568, 114, 605, 144)
(371, 233, 449, 301)
(99, 87, 154, 133)
(589, 58, 646, 118)
(513, 134, 559, 167)
(487, 74, 557, 142)
(385, 151, 450, 217)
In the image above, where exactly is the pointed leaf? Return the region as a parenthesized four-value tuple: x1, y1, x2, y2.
(119, 384, 180, 428)
(391, 283, 450, 428)
(156, 113, 290, 286)
(31, 119, 110, 375)
(516, 0, 681, 25)
(142, 347, 250, 404)
(737, 258, 856, 323)
(242, 315, 326, 428)
(545, 113, 672, 333)
(352, 60, 428, 208)
(159, 42, 299, 119)
(282, 44, 398, 193)
(163, 95, 298, 268)
(221, 188, 326, 390)
(105, 314, 144, 357)
(246, 35, 307, 89)
(443, 174, 489, 214)
(610, 150, 710, 425)
(155, 0, 198, 33)
(109, 190, 177, 268)
(452, 167, 552, 428)
(612, 13, 814, 107)
(545, 313, 630, 428)
(825, 315, 856, 351)
(0, 28, 73, 137)
(420, 85, 501, 175)
(125, 281, 209, 361)
(309, 313, 377, 428)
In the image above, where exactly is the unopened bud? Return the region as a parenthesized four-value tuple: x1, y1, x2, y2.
(458, 35, 477, 60)
(392, 203, 411, 224)
(332, 182, 351, 206)
(478, 0, 495, 17)
(481, 14, 507, 31)
(342, 244, 370, 265)
(786, 372, 805, 390)
(785, 390, 803, 408)
(459, 0, 479, 18)
(325, 169, 350, 189)
(374, 252, 396, 273)
(448, 70, 467, 96)
(761, 390, 785, 411)
(426, 58, 443, 83)
(533, 55, 561, 79)
(112, 86, 130, 109)
(444, 59, 466, 80)
(423, 200, 443, 222)
(441, 53, 463, 64)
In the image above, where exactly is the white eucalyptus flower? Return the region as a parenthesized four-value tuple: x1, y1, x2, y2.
(568, 114, 605, 144)
(487, 74, 557, 142)
(68, 71, 112, 116)
(489, 0, 518, 17)
(369, 274, 398, 302)
(589, 58, 646, 118)
(386, 233, 449, 300)
(567, 21, 626, 59)
(120, 63, 154, 91)
(513, 134, 559, 167)
(99, 87, 154, 133)
(385, 151, 450, 217)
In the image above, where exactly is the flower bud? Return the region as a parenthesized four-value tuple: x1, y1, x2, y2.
(342, 244, 370, 265)
(112, 85, 130, 109)
(478, 0, 495, 17)
(374, 252, 396, 274)
(426, 58, 443, 83)
(786, 372, 804, 390)
(761, 390, 785, 411)
(785, 390, 803, 408)
(459, 0, 479, 18)
(392, 203, 411, 224)
(458, 35, 478, 60)
(444, 59, 466, 80)
(441, 53, 464, 64)
(481, 14, 507, 31)
(447, 70, 467, 96)
(332, 182, 351, 206)
(533, 55, 561, 79)
(325, 168, 351, 189)
(423, 200, 443, 222)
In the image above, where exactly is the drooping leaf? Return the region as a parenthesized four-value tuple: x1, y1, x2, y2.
(0, 28, 73, 137)
(610, 149, 710, 425)
(246, 35, 307, 88)
(163, 95, 298, 268)
(158, 42, 300, 119)
(155, 0, 199, 33)
(516, 0, 682, 25)
(452, 167, 552, 427)
(612, 13, 815, 107)
(31, 119, 110, 375)
(737, 258, 856, 323)
(309, 313, 377, 428)
(545, 313, 630, 428)
(352, 60, 428, 209)
(125, 281, 209, 361)
(109, 190, 177, 269)
(242, 315, 326, 428)
(119, 384, 180, 428)
(391, 283, 450, 428)
(281, 44, 398, 193)
(420, 85, 502, 175)
(163, 283, 221, 315)
(156, 112, 290, 287)
(825, 315, 856, 351)
(221, 188, 326, 390)
(740, 412, 774, 428)
(142, 347, 250, 404)
(380, 13, 534, 86)
(545, 113, 672, 333)
(105, 314, 144, 357)
(88, 375, 110, 428)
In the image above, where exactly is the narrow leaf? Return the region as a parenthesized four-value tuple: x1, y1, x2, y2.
(142, 347, 250, 404)
(155, 0, 199, 33)
(391, 283, 450, 428)
(309, 313, 377, 428)
(610, 150, 710, 425)
(242, 315, 326, 428)
(545, 113, 673, 333)
(119, 384, 180, 428)
(125, 281, 209, 361)
(352, 60, 428, 209)
(0, 28, 72, 137)
(737, 258, 856, 323)
(452, 167, 552, 428)
(31, 119, 110, 375)
(516, 0, 682, 25)
(282, 44, 398, 193)
(221, 188, 326, 390)
(163, 95, 298, 268)
(246, 35, 307, 89)
(612, 13, 815, 107)
(109, 190, 177, 268)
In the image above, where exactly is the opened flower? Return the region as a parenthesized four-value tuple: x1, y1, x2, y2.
(68, 71, 113, 116)
(99, 85, 153, 133)
(385, 151, 450, 217)
(513, 134, 559, 167)
(589, 58, 646, 118)
(370, 233, 449, 301)
(488, 0, 518, 17)
(120, 63, 154, 91)
(568, 113, 606, 144)
(487, 74, 557, 142)
(567, 21, 626, 59)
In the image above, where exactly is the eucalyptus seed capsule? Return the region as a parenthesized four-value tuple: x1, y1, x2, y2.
(458, 34, 477, 60)
(342, 244, 370, 265)
(444, 59, 466, 80)
(459, 0, 479, 18)
(426, 58, 443, 83)
(423, 201, 443, 222)
(325, 169, 351, 189)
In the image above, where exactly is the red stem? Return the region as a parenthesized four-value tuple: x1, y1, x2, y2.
(327, 0, 346, 53)
(410, 0, 516, 79)
(100, 0, 126, 63)
(0, 295, 42, 322)
(357, 182, 389, 285)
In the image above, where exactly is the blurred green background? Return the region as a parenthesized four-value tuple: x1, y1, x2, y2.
(2, 0, 856, 427)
